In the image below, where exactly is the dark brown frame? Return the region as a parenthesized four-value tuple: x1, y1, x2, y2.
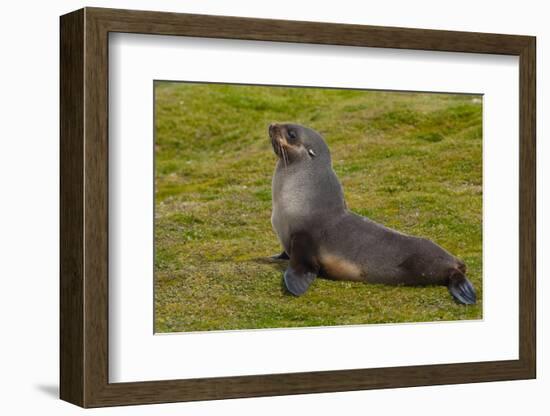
(60, 7, 536, 408)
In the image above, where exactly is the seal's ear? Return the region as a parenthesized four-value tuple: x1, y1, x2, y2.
(308, 148, 317, 158)
(283, 232, 319, 296)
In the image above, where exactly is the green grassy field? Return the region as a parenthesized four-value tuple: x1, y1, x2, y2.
(154, 82, 483, 333)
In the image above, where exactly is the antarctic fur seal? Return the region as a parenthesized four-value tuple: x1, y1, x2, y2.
(269, 122, 476, 305)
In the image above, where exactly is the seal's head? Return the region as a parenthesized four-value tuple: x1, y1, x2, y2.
(268, 123, 330, 167)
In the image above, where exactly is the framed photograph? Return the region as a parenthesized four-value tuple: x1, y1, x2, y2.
(60, 7, 536, 408)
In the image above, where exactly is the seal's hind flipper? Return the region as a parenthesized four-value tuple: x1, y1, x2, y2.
(284, 267, 316, 296)
(283, 231, 319, 296)
(270, 251, 289, 260)
(448, 272, 477, 305)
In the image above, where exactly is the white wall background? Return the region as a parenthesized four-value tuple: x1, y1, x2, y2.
(0, 0, 545, 414)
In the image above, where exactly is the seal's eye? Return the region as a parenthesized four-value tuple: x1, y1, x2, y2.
(308, 148, 317, 158)
(287, 129, 297, 140)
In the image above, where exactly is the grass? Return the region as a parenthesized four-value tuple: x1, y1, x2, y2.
(154, 81, 483, 333)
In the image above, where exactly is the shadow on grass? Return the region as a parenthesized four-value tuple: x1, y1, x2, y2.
(248, 256, 288, 270)
(248, 256, 292, 295)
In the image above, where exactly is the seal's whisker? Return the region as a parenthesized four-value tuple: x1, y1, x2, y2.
(279, 142, 287, 167)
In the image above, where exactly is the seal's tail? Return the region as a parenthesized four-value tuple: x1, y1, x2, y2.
(447, 270, 477, 305)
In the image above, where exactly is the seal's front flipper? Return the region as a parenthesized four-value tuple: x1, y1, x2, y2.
(448, 272, 477, 305)
(283, 231, 319, 296)
(284, 267, 316, 296)
(270, 251, 289, 260)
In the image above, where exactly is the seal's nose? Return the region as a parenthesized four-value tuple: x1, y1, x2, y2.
(269, 123, 278, 136)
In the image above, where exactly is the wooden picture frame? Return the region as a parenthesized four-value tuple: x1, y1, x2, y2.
(60, 7, 536, 408)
